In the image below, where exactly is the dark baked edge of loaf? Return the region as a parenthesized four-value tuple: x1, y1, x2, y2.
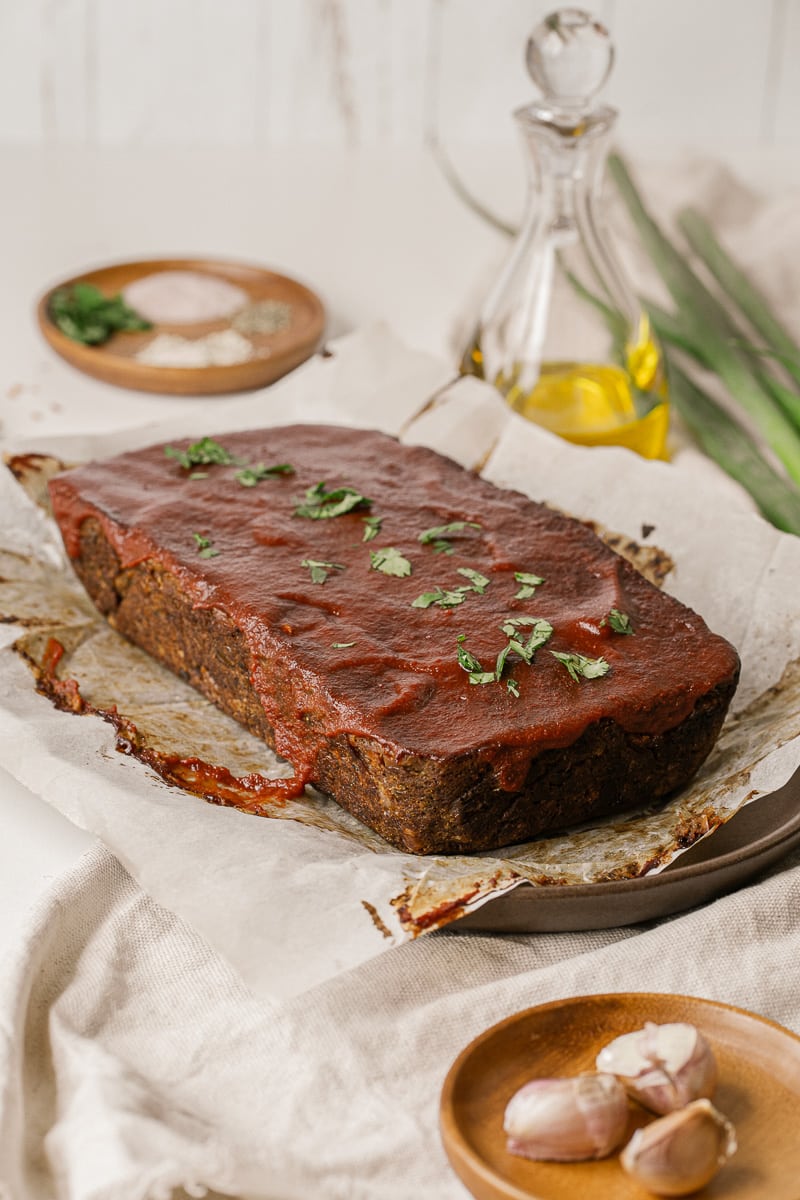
(67, 518, 738, 855)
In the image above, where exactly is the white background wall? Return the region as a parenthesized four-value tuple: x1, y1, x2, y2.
(1, 0, 799, 154)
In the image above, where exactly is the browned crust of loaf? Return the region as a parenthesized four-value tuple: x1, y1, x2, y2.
(69, 518, 737, 855)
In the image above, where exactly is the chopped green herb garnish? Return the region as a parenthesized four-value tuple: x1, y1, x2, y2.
(500, 617, 553, 663)
(455, 618, 555, 696)
(301, 559, 345, 585)
(235, 462, 295, 487)
(370, 547, 412, 577)
(188, 472, 208, 480)
(362, 515, 383, 542)
(456, 643, 481, 672)
(456, 629, 542, 695)
(411, 565, 489, 609)
(500, 616, 543, 633)
(418, 521, 481, 554)
(412, 586, 467, 609)
(494, 641, 513, 679)
(456, 641, 495, 685)
(331, 641, 356, 649)
(457, 567, 490, 593)
(49, 282, 151, 345)
(295, 481, 373, 520)
(514, 571, 545, 600)
(419, 521, 481, 545)
(602, 607, 634, 635)
(550, 651, 610, 682)
(192, 532, 220, 559)
(166, 437, 238, 470)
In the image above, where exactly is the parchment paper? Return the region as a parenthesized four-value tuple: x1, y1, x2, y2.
(2, 325, 799, 998)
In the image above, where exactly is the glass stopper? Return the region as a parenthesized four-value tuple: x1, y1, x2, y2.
(526, 8, 614, 115)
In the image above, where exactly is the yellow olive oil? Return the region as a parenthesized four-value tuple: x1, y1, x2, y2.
(461, 329, 669, 460)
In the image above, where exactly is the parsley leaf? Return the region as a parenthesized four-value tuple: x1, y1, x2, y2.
(362, 516, 383, 542)
(500, 616, 542, 634)
(295, 482, 373, 520)
(453, 616, 555, 698)
(49, 283, 152, 345)
(192, 532, 220, 559)
(457, 646, 482, 673)
(602, 608, 634, 635)
(514, 570, 545, 600)
(457, 567, 490, 593)
(411, 565, 488, 609)
(411, 587, 467, 609)
(500, 617, 553, 663)
(235, 462, 295, 487)
(301, 559, 346, 585)
(456, 640, 495, 685)
(550, 651, 610, 682)
(166, 437, 238, 470)
(418, 522, 481, 555)
(370, 547, 412, 577)
(494, 641, 513, 679)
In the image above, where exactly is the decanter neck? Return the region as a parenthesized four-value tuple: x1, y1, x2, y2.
(515, 102, 616, 194)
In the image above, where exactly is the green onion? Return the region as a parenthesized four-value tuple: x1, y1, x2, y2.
(677, 207, 800, 391)
(608, 153, 800, 487)
(667, 361, 800, 535)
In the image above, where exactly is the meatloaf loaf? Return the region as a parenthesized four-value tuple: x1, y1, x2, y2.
(48, 424, 740, 854)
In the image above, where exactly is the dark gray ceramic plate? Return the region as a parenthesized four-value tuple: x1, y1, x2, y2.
(458, 771, 800, 933)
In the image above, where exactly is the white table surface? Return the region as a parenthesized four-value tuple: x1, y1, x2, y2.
(1, 142, 798, 965)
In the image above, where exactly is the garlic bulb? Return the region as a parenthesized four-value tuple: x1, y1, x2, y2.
(595, 1022, 717, 1114)
(620, 1098, 737, 1196)
(503, 1073, 629, 1161)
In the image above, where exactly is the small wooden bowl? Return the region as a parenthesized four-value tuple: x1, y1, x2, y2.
(440, 992, 800, 1199)
(37, 257, 326, 395)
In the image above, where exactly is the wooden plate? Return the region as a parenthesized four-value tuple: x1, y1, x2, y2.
(457, 771, 800, 935)
(440, 993, 800, 1199)
(37, 257, 326, 395)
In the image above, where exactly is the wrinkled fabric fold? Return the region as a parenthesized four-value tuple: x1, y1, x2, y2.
(1, 838, 799, 1200)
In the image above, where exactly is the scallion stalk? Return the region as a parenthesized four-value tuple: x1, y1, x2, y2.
(677, 207, 800, 391)
(667, 360, 800, 535)
(608, 154, 800, 486)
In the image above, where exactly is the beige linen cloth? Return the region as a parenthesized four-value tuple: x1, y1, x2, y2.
(2, 156, 800, 1199)
(2, 843, 800, 1200)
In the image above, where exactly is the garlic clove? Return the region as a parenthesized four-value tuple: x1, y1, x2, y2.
(620, 1098, 737, 1196)
(595, 1021, 717, 1114)
(503, 1072, 629, 1162)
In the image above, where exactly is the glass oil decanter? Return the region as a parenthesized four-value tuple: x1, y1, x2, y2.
(460, 8, 668, 458)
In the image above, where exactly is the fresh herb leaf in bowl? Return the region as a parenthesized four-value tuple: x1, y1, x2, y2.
(49, 282, 152, 346)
